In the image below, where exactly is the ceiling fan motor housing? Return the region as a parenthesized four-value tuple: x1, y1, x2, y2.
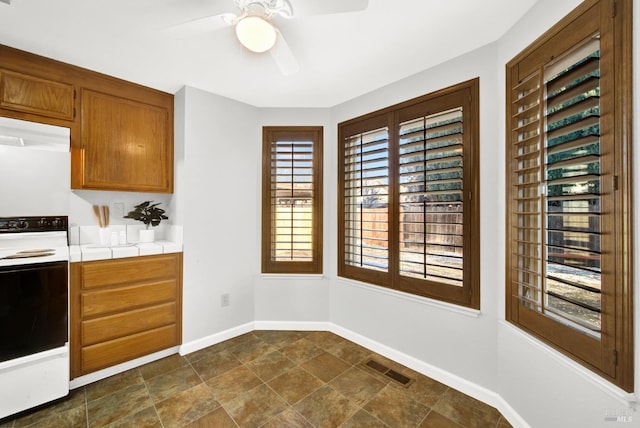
(235, 0, 293, 19)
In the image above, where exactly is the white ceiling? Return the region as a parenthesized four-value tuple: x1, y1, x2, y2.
(0, 0, 538, 107)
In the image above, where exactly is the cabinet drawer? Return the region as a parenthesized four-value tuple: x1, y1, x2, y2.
(78, 254, 179, 289)
(82, 302, 176, 345)
(0, 69, 74, 120)
(82, 324, 177, 374)
(81, 279, 176, 317)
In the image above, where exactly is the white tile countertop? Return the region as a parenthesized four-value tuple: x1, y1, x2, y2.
(68, 224, 183, 262)
(69, 241, 182, 262)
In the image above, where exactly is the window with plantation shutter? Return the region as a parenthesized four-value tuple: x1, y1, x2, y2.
(262, 126, 323, 274)
(506, 0, 632, 391)
(339, 79, 479, 308)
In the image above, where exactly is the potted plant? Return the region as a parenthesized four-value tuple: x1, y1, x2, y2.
(124, 201, 168, 242)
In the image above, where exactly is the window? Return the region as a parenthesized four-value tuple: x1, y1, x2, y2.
(338, 79, 480, 308)
(505, 0, 632, 391)
(262, 126, 323, 274)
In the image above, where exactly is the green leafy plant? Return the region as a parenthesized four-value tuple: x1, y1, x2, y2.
(124, 201, 168, 229)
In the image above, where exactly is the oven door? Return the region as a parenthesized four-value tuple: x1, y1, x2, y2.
(0, 261, 68, 362)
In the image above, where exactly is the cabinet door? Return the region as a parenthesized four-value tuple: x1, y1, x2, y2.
(80, 89, 172, 192)
(0, 69, 74, 120)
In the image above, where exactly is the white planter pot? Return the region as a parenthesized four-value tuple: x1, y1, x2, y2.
(139, 229, 155, 243)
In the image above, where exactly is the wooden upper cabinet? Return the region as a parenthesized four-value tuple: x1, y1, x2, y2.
(0, 69, 74, 121)
(77, 88, 173, 193)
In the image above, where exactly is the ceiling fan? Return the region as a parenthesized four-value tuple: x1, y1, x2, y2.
(168, 0, 369, 76)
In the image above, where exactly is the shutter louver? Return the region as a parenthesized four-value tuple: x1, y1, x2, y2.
(343, 127, 390, 272)
(398, 108, 464, 286)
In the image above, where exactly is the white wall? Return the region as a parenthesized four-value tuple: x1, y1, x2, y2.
(176, 86, 259, 344)
(254, 108, 332, 324)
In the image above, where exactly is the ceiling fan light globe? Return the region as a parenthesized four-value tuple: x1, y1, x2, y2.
(235, 16, 277, 53)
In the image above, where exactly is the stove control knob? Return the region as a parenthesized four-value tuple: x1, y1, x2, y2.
(7, 220, 27, 230)
(51, 218, 65, 229)
(39, 218, 50, 228)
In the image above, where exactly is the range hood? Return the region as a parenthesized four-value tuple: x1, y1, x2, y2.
(0, 117, 70, 152)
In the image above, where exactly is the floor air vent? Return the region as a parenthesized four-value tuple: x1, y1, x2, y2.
(364, 359, 413, 387)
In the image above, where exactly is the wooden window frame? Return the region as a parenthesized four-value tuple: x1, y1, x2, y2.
(338, 79, 480, 309)
(505, 0, 633, 391)
(262, 126, 323, 274)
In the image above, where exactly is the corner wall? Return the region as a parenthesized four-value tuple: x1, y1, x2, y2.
(176, 86, 259, 345)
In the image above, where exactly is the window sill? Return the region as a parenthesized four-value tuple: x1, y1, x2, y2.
(259, 273, 326, 281)
(334, 276, 481, 318)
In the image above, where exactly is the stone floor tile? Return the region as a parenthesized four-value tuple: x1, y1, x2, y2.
(229, 336, 277, 363)
(261, 407, 314, 428)
(364, 384, 431, 428)
(145, 365, 202, 403)
(184, 407, 237, 428)
(268, 366, 324, 405)
(418, 410, 464, 428)
(497, 416, 513, 428)
(432, 388, 501, 428)
(253, 330, 305, 348)
(246, 350, 296, 382)
(301, 352, 351, 383)
(327, 341, 372, 366)
(205, 365, 263, 405)
(397, 369, 449, 408)
(20, 406, 86, 428)
(279, 338, 325, 365)
(155, 383, 220, 428)
(108, 406, 162, 428)
(294, 385, 359, 428)
(224, 384, 288, 428)
(339, 409, 389, 427)
(85, 369, 143, 402)
(189, 349, 241, 381)
(87, 383, 152, 427)
(329, 367, 386, 406)
(138, 354, 189, 381)
(305, 331, 347, 350)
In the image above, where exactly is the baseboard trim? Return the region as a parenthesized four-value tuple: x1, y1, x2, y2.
(178, 322, 255, 356)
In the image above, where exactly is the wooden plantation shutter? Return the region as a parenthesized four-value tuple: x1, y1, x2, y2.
(506, 0, 633, 391)
(339, 79, 479, 308)
(262, 126, 323, 274)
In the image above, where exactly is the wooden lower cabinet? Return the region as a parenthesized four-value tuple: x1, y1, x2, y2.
(70, 253, 182, 378)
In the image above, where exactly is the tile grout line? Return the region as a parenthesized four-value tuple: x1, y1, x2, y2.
(141, 366, 167, 428)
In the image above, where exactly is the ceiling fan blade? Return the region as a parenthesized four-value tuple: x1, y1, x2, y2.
(289, 0, 368, 18)
(270, 31, 300, 76)
(166, 13, 236, 38)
